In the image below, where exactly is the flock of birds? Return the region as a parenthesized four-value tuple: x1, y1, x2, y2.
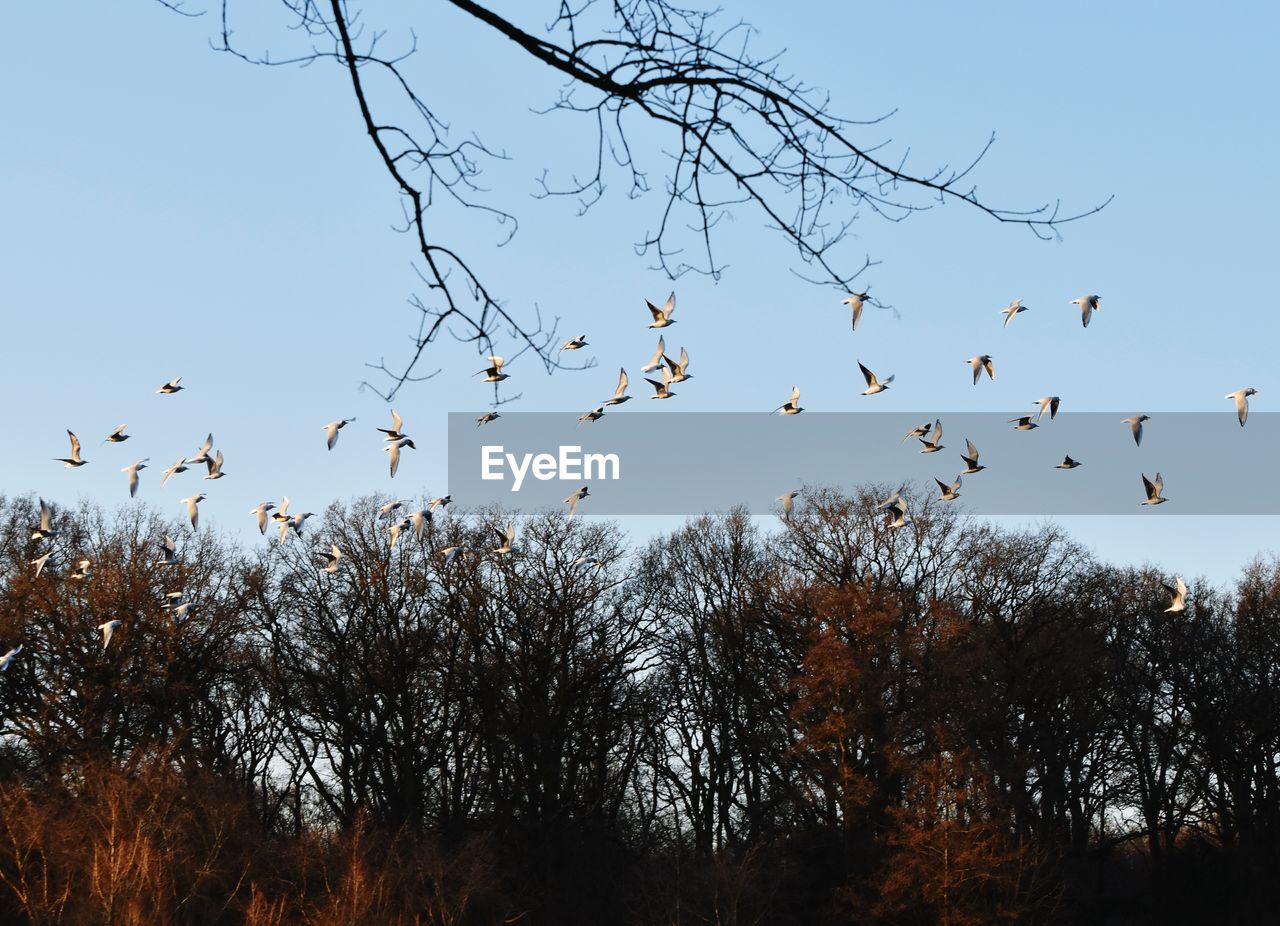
(13, 290, 1247, 661)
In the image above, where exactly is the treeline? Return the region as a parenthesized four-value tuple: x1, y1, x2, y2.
(0, 490, 1277, 925)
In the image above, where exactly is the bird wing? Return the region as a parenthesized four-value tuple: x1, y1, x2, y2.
(68, 430, 81, 458)
(965, 439, 979, 462)
(615, 367, 628, 398)
(1142, 473, 1156, 499)
(1235, 392, 1249, 426)
(983, 357, 995, 380)
(932, 419, 943, 444)
(858, 362, 875, 387)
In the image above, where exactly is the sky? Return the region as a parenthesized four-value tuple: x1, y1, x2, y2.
(2, 1, 1277, 585)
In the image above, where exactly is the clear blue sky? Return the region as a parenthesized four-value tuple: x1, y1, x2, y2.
(2, 1, 1276, 584)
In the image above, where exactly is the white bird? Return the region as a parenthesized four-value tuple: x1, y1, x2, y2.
(1056, 455, 1082, 469)
(171, 602, 192, 621)
(157, 534, 179, 567)
(161, 457, 190, 487)
(572, 556, 601, 571)
(578, 406, 605, 425)
(902, 422, 932, 444)
(249, 502, 276, 535)
(438, 545, 464, 566)
(280, 512, 314, 544)
(1141, 472, 1168, 506)
(31, 552, 52, 578)
(664, 347, 693, 383)
(1225, 388, 1258, 427)
(563, 485, 590, 520)
(603, 368, 631, 406)
(98, 620, 122, 650)
(842, 291, 869, 331)
(55, 430, 87, 468)
(493, 522, 516, 555)
(428, 495, 452, 513)
(879, 492, 907, 530)
(966, 355, 995, 385)
(323, 418, 356, 450)
(1000, 299, 1028, 328)
(1009, 416, 1039, 431)
(388, 518, 408, 552)
(385, 438, 416, 478)
(645, 367, 678, 400)
(1034, 396, 1061, 422)
(559, 334, 588, 353)
(476, 412, 501, 428)
(1070, 294, 1101, 328)
(476, 356, 509, 383)
(122, 459, 149, 498)
(1163, 576, 1188, 613)
(379, 500, 406, 519)
(936, 475, 962, 501)
(203, 450, 227, 480)
(919, 419, 944, 454)
(777, 490, 801, 521)
(155, 377, 184, 395)
(376, 409, 408, 442)
(69, 558, 92, 580)
(1123, 415, 1150, 447)
(775, 386, 804, 415)
(102, 424, 130, 445)
(960, 439, 986, 474)
(186, 433, 214, 466)
(321, 544, 342, 573)
(408, 509, 431, 542)
(858, 361, 894, 395)
(180, 494, 206, 530)
(641, 337, 666, 374)
(31, 498, 56, 541)
(271, 497, 291, 524)
(0, 644, 21, 671)
(646, 292, 677, 328)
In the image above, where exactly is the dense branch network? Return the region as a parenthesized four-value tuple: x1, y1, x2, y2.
(160, 0, 1109, 401)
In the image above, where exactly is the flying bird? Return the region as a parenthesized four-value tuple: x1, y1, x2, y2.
(1056, 455, 1082, 469)
(775, 386, 804, 415)
(842, 292, 869, 331)
(563, 485, 590, 520)
(161, 457, 190, 486)
(646, 292, 677, 328)
(919, 419, 944, 454)
(323, 418, 356, 450)
(1009, 416, 1039, 431)
(428, 495, 452, 513)
(376, 409, 408, 442)
(476, 356, 509, 383)
(641, 337, 666, 374)
(476, 412, 501, 428)
(1141, 472, 1168, 506)
(155, 377, 184, 395)
(936, 475, 962, 501)
(122, 459, 149, 498)
(966, 355, 995, 385)
(55, 430, 87, 468)
(180, 494, 206, 530)
(378, 500, 406, 519)
(902, 422, 932, 444)
(1000, 299, 1028, 328)
(31, 498, 56, 541)
(1070, 294, 1100, 328)
(858, 361, 893, 395)
(1035, 396, 1061, 422)
(98, 620, 122, 650)
(603, 368, 631, 406)
(385, 438, 416, 478)
(0, 644, 22, 671)
(320, 544, 342, 573)
(645, 367, 678, 400)
(777, 490, 802, 521)
(102, 424, 130, 444)
(879, 491, 908, 530)
(961, 439, 986, 474)
(439, 545, 464, 566)
(156, 534, 179, 567)
(69, 559, 92, 580)
(203, 450, 227, 480)
(1225, 388, 1258, 427)
(578, 406, 605, 425)
(388, 518, 409, 552)
(493, 522, 516, 555)
(31, 552, 52, 578)
(186, 433, 214, 466)
(249, 502, 276, 535)
(1163, 577, 1188, 613)
(408, 509, 431, 542)
(1123, 415, 1150, 446)
(664, 347, 693, 383)
(559, 334, 588, 353)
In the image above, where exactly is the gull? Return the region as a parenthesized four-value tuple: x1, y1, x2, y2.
(157, 534, 179, 567)
(777, 490, 801, 521)
(249, 501, 276, 535)
(180, 494, 206, 530)
(664, 348, 693, 383)
(563, 485, 590, 520)
(1123, 415, 1150, 447)
(936, 475, 962, 501)
(1056, 455, 1082, 469)
(438, 545, 464, 566)
(1225, 388, 1258, 427)
(102, 424, 130, 445)
(122, 459, 149, 497)
(902, 422, 932, 444)
(603, 368, 631, 406)
(323, 418, 356, 450)
(161, 458, 190, 486)
(578, 406, 605, 425)
(156, 377, 184, 395)
(1000, 299, 1028, 328)
(378, 500, 406, 520)
(966, 355, 995, 385)
(388, 518, 409, 552)
(1009, 416, 1039, 431)
(187, 434, 214, 466)
(0, 645, 21, 671)
(271, 497, 291, 524)
(775, 386, 804, 415)
(572, 556, 601, 571)
(279, 512, 314, 544)
(55, 430, 87, 468)
(476, 356, 509, 383)
(859, 361, 894, 395)
(385, 437, 416, 478)
(842, 291, 869, 331)
(1070, 294, 1100, 328)
(919, 419, 944, 454)
(1163, 577, 1188, 613)
(203, 450, 227, 480)
(476, 412, 501, 428)
(1141, 472, 1168, 506)
(31, 498, 56, 541)
(646, 292, 677, 328)
(320, 544, 342, 573)
(877, 487, 908, 529)
(98, 620, 122, 650)
(641, 337, 666, 374)
(1034, 396, 1061, 422)
(960, 439, 986, 474)
(408, 509, 431, 542)
(163, 590, 184, 608)
(31, 552, 52, 578)
(559, 334, 588, 353)
(69, 559, 92, 580)
(645, 366, 677, 400)
(171, 602, 192, 621)
(428, 495, 452, 513)
(376, 409, 408, 442)
(493, 522, 516, 555)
